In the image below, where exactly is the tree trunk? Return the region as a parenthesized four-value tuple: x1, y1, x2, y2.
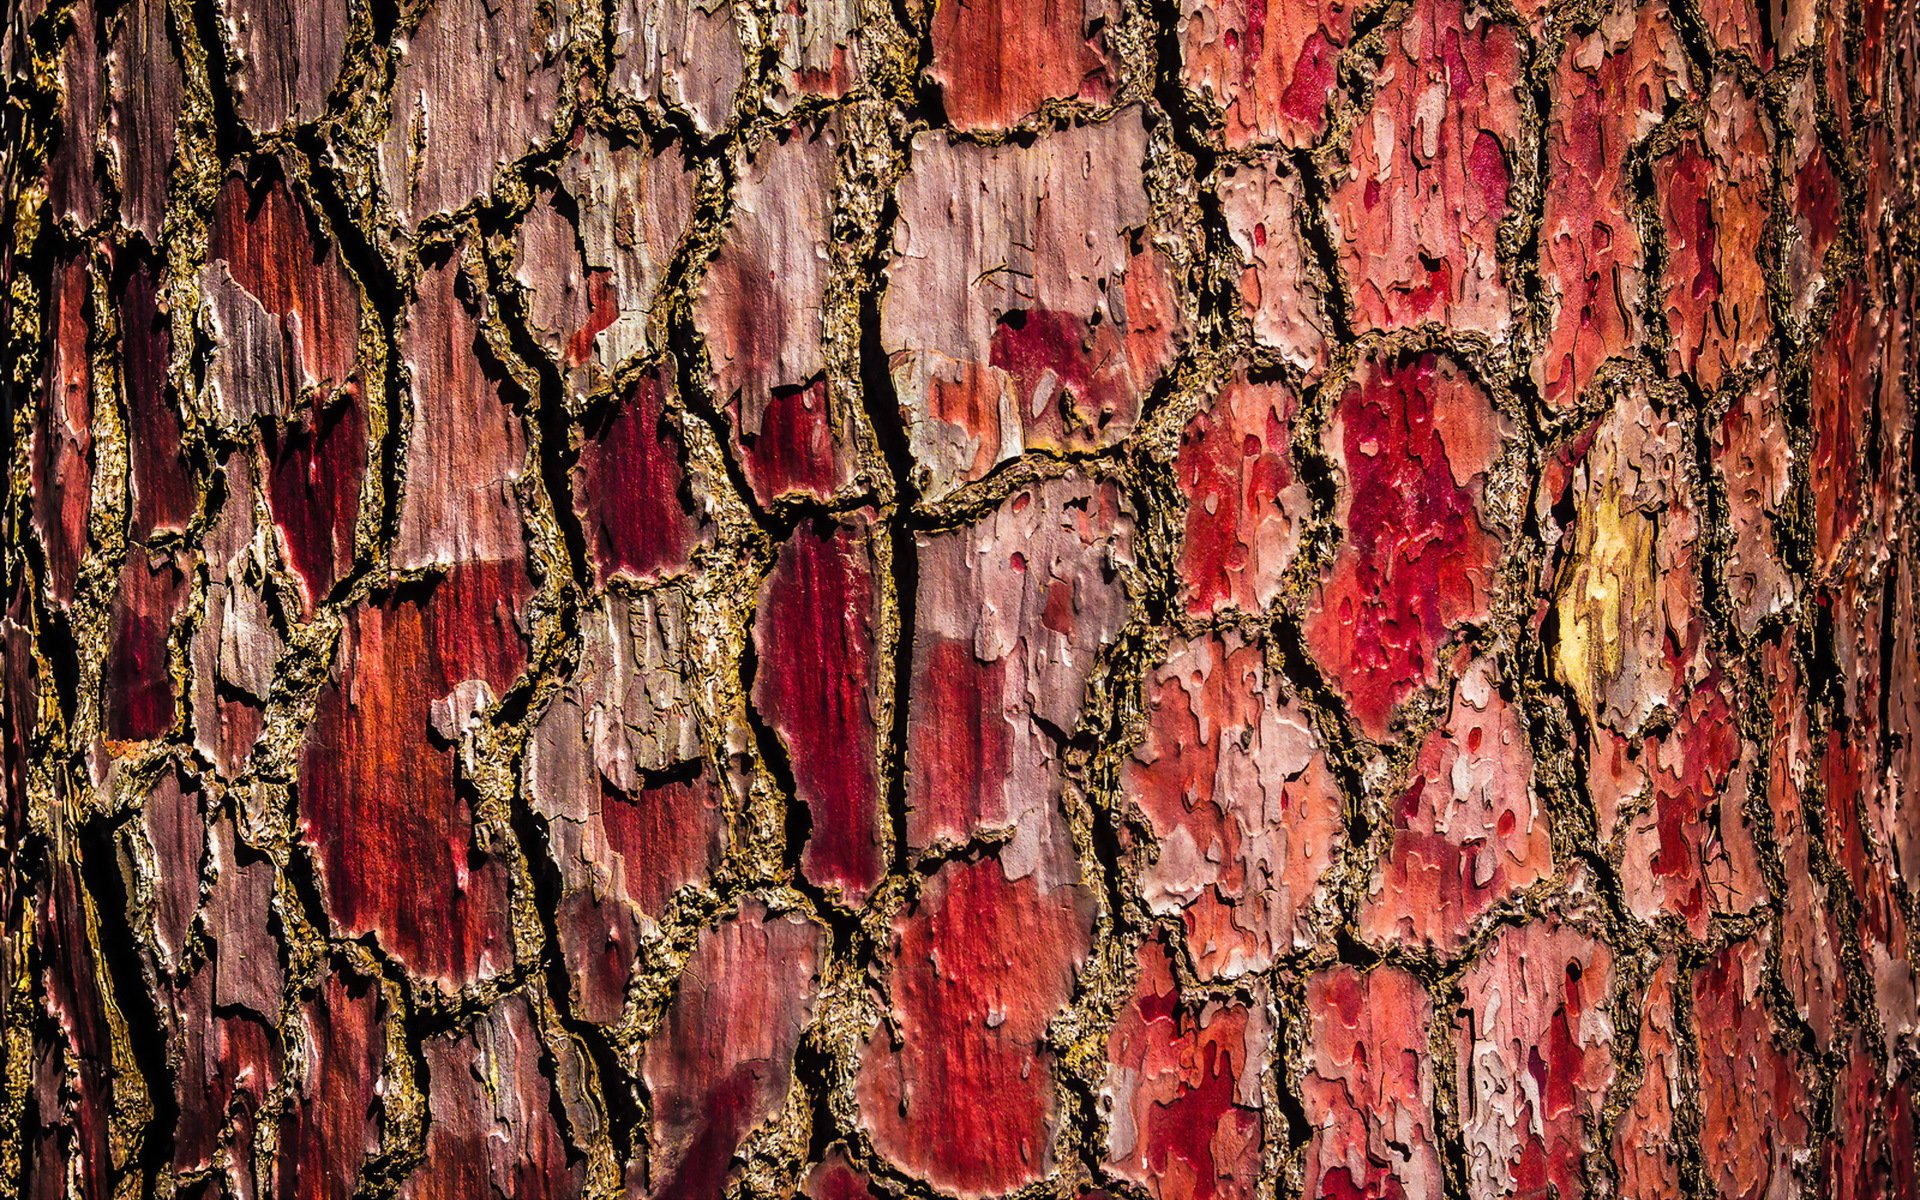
(2, 0, 1916, 1196)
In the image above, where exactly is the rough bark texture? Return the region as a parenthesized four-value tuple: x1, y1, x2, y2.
(1, 0, 1917, 1197)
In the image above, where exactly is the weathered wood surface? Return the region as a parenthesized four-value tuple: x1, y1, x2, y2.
(2, 0, 1918, 1196)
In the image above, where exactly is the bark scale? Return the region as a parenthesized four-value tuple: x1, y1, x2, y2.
(1, 0, 1917, 1197)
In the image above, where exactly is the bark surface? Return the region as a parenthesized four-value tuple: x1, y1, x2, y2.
(1, 0, 1917, 1197)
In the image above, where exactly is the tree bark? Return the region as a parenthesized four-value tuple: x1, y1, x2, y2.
(1, 0, 1916, 1197)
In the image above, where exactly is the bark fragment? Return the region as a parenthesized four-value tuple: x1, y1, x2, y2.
(752, 513, 887, 903)
(884, 111, 1179, 500)
(1655, 75, 1772, 395)
(906, 474, 1133, 885)
(1178, 0, 1354, 148)
(379, 0, 572, 223)
(1299, 964, 1443, 1200)
(926, 0, 1118, 130)
(1304, 349, 1506, 742)
(857, 852, 1094, 1197)
(643, 902, 826, 1200)
(1101, 937, 1268, 1200)
(1456, 922, 1616, 1200)
(1358, 656, 1550, 951)
(1326, 0, 1520, 337)
(698, 121, 859, 504)
(1175, 369, 1309, 617)
(1126, 630, 1340, 978)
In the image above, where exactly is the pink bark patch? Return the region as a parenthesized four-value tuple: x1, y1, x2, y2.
(1360, 657, 1550, 950)
(1456, 922, 1615, 1200)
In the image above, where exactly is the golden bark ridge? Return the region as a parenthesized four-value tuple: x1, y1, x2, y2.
(1, 0, 1916, 1195)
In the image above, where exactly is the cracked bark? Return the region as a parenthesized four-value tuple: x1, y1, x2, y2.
(2, 0, 1918, 1197)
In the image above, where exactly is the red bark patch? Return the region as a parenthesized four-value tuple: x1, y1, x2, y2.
(1621, 671, 1766, 935)
(206, 171, 361, 398)
(300, 563, 531, 988)
(1175, 370, 1308, 617)
(858, 854, 1094, 1196)
(33, 253, 94, 607)
(207, 171, 366, 604)
(698, 121, 857, 504)
(927, 0, 1116, 129)
(35, 828, 115, 1200)
(1179, 0, 1355, 148)
(574, 367, 713, 587)
(1827, 1040, 1917, 1200)
(643, 902, 826, 1200)
(1758, 639, 1842, 1046)
(1126, 630, 1341, 978)
(165, 972, 278, 1191)
(105, 0, 182, 240)
(907, 475, 1133, 885)
(1300, 965, 1444, 1200)
(278, 966, 388, 1200)
(142, 768, 202, 966)
(1612, 958, 1682, 1200)
(517, 131, 695, 393)
(801, 1151, 885, 1200)
(104, 549, 186, 741)
(1692, 935, 1812, 1200)
(1535, 0, 1685, 407)
(403, 995, 580, 1200)
(265, 389, 367, 612)
(753, 512, 887, 902)
(1304, 350, 1505, 741)
(1655, 76, 1772, 395)
(225, 0, 347, 130)
(396, 253, 529, 571)
(1713, 371, 1794, 635)
(1327, 0, 1520, 336)
(1102, 938, 1268, 1200)
(1811, 283, 1871, 566)
(117, 248, 191, 539)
